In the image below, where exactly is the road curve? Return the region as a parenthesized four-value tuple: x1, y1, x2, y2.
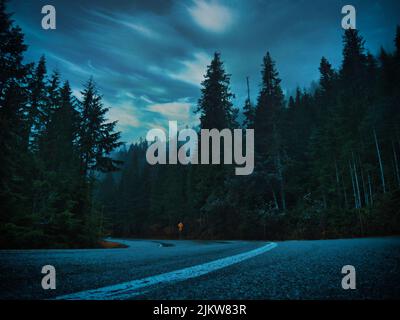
(0, 237, 399, 299)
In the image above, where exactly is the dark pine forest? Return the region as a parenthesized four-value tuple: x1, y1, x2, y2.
(1, 1, 399, 248)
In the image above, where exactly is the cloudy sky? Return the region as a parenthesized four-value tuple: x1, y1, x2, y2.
(8, 0, 400, 143)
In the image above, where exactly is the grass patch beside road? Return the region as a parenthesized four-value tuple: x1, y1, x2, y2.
(99, 240, 128, 249)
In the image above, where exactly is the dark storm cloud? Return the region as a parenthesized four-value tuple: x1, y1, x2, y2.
(8, 0, 400, 143)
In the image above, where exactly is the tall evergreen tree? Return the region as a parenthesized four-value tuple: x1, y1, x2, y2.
(79, 78, 123, 176)
(341, 29, 367, 84)
(26, 55, 48, 151)
(0, 0, 28, 96)
(37, 70, 61, 161)
(192, 53, 239, 236)
(243, 76, 255, 128)
(318, 57, 336, 95)
(196, 52, 237, 130)
(254, 52, 286, 210)
(45, 81, 79, 171)
(0, 0, 30, 233)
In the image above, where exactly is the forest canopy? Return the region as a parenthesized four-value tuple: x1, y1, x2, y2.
(0, 0, 122, 248)
(97, 29, 400, 241)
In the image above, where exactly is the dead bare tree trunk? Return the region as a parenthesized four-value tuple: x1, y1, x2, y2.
(335, 160, 342, 207)
(349, 160, 358, 209)
(374, 128, 386, 193)
(392, 140, 400, 188)
(360, 168, 368, 206)
(277, 152, 286, 211)
(353, 153, 362, 208)
(272, 190, 279, 210)
(368, 173, 374, 206)
(341, 170, 349, 209)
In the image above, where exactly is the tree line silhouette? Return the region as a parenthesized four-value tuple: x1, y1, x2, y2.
(98, 28, 400, 240)
(0, 1, 122, 248)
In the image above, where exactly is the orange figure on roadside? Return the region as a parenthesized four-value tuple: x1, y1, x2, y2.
(178, 222, 184, 233)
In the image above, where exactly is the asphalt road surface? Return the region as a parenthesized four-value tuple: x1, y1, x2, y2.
(0, 237, 399, 299)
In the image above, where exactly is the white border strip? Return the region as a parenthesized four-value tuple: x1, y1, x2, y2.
(55, 242, 277, 300)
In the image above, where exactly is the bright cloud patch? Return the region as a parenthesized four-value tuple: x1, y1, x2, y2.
(188, 0, 234, 33)
(121, 22, 158, 39)
(168, 52, 210, 86)
(147, 101, 194, 123)
(107, 102, 140, 129)
(91, 11, 158, 39)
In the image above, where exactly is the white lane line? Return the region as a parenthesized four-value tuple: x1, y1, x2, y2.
(55, 242, 277, 300)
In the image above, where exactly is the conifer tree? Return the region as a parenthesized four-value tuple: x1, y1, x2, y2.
(196, 52, 237, 130)
(341, 29, 367, 84)
(254, 52, 286, 210)
(27, 56, 48, 151)
(46, 81, 79, 171)
(243, 77, 255, 128)
(79, 78, 123, 176)
(193, 53, 238, 236)
(0, 0, 30, 233)
(319, 57, 336, 95)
